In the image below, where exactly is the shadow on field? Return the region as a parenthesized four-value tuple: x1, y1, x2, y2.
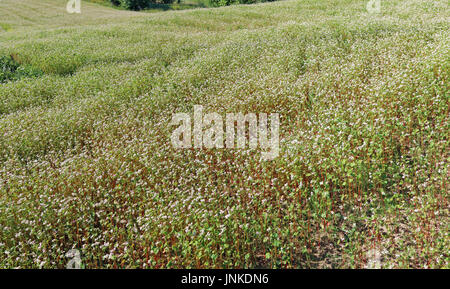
(145, 2, 207, 12)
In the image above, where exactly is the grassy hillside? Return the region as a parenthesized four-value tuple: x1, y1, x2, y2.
(0, 0, 448, 268)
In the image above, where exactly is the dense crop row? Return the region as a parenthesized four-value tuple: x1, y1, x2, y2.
(0, 0, 448, 268)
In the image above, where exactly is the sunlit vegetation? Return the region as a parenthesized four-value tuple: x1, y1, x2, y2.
(0, 0, 448, 268)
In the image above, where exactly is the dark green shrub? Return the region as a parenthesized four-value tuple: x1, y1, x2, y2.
(110, 0, 175, 10)
(117, 0, 150, 10)
(0, 55, 42, 84)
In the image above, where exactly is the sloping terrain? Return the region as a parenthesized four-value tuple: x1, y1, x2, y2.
(0, 0, 139, 30)
(0, 0, 448, 268)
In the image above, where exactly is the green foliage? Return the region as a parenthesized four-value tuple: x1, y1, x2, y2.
(110, 0, 175, 10)
(0, 55, 42, 84)
(0, 0, 448, 269)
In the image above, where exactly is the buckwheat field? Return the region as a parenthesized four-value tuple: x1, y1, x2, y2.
(0, 0, 448, 268)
